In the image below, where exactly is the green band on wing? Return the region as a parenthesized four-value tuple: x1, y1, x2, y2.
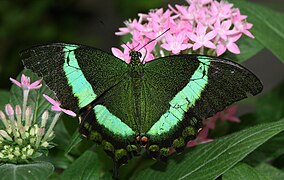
(147, 57, 210, 136)
(63, 45, 97, 108)
(94, 105, 135, 137)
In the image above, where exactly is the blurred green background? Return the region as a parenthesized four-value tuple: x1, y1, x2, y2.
(0, 0, 283, 92)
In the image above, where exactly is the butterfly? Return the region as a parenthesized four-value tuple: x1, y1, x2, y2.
(21, 43, 263, 178)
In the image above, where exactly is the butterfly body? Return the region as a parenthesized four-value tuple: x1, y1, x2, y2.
(21, 43, 263, 178)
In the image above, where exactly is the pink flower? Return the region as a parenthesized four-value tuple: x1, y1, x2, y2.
(187, 127, 213, 147)
(115, 19, 144, 36)
(114, 0, 255, 58)
(161, 32, 191, 54)
(204, 106, 240, 129)
(210, 1, 233, 21)
(216, 34, 241, 56)
(10, 74, 42, 90)
(187, 23, 217, 50)
(111, 44, 132, 63)
(213, 19, 234, 40)
(43, 94, 76, 117)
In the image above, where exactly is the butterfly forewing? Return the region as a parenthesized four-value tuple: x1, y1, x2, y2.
(21, 43, 129, 112)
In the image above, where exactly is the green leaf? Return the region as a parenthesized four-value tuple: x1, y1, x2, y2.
(230, 0, 284, 62)
(60, 151, 103, 179)
(0, 90, 10, 110)
(134, 118, 284, 180)
(255, 81, 284, 123)
(255, 163, 284, 180)
(222, 163, 270, 180)
(9, 69, 56, 125)
(53, 120, 71, 151)
(0, 161, 54, 180)
(64, 129, 82, 155)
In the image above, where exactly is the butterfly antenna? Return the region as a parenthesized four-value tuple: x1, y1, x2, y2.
(120, 40, 132, 51)
(142, 46, 148, 64)
(133, 43, 140, 51)
(137, 28, 170, 52)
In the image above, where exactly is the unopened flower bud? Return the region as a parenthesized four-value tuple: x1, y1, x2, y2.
(37, 128, 45, 137)
(0, 130, 12, 141)
(8, 154, 14, 160)
(41, 141, 49, 147)
(30, 127, 35, 136)
(21, 154, 27, 160)
(41, 111, 49, 127)
(27, 148, 34, 156)
(15, 105, 22, 125)
(5, 104, 14, 117)
(25, 107, 32, 126)
(0, 111, 8, 128)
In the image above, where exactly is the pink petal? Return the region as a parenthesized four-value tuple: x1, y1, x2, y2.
(204, 41, 216, 49)
(160, 44, 171, 51)
(205, 31, 217, 41)
(222, 20, 232, 30)
(51, 106, 62, 112)
(196, 23, 206, 36)
(43, 94, 60, 106)
(21, 74, 27, 84)
(111, 47, 124, 59)
(227, 42, 240, 54)
(243, 30, 255, 39)
(193, 42, 202, 50)
(180, 44, 188, 51)
(30, 79, 42, 89)
(9, 78, 21, 87)
(226, 116, 240, 122)
(229, 33, 242, 42)
(62, 109, 77, 117)
(187, 32, 197, 42)
(216, 43, 226, 56)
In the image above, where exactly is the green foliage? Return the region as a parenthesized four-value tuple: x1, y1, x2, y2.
(0, 90, 9, 110)
(230, 0, 284, 62)
(223, 163, 270, 180)
(134, 118, 284, 179)
(60, 151, 102, 179)
(0, 162, 54, 180)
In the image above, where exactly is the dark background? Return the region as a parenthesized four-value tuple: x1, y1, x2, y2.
(0, 0, 283, 93)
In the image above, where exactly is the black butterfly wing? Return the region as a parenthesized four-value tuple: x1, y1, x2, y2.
(21, 43, 129, 112)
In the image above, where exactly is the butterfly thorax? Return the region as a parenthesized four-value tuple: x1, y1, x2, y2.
(129, 51, 143, 80)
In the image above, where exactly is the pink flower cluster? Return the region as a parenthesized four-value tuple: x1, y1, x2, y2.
(187, 106, 240, 147)
(112, 0, 254, 62)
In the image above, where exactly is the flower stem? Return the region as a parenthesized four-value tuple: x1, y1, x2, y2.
(22, 90, 29, 121)
(42, 112, 61, 142)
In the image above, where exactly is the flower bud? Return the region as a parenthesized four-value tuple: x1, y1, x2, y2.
(8, 154, 14, 160)
(0, 111, 8, 128)
(5, 104, 14, 117)
(21, 154, 27, 160)
(41, 141, 49, 147)
(0, 130, 12, 141)
(25, 107, 32, 126)
(27, 148, 34, 156)
(41, 111, 49, 127)
(15, 105, 22, 125)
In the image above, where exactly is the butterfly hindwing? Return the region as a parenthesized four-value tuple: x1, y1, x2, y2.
(21, 43, 128, 112)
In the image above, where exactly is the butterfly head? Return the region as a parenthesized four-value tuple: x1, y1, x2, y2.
(129, 51, 142, 65)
